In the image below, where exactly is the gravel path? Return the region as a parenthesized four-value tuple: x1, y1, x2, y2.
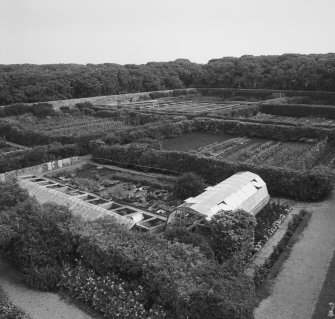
(0, 257, 93, 319)
(255, 191, 335, 319)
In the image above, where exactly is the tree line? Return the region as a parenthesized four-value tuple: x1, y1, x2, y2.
(1, 53, 335, 105)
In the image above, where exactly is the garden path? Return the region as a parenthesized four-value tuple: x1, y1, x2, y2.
(0, 257, 93, 319)
(255, 191, 335, 319)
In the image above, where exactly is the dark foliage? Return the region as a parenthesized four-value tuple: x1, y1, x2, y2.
(260, 103, 335, 119)
(172, 172, 206, 199)
(163, 226, 214, 259)
(0, 103, 55, 118)
(205, 210, 257, 263)
(0, 144, 80, 173)
(1, 54, 335, 105)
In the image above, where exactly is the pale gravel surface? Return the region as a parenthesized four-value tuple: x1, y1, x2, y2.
(255, 191, 335, 319)
(0, 257, 92, 319)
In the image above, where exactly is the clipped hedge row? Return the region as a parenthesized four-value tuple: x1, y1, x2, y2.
(193, 117, 335, 143)
(260, 103, 335, 119)
(0, 120, 115, 149)
(0, 144, 81, 173)
(103, 119, 194, 145)
(93, 144, 334, 201)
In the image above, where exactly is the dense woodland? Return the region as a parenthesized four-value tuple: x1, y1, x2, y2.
(1, 53, 335, 105)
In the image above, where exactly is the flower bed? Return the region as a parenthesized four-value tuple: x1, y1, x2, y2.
(59, 260, 168, 319)
(253, 210, 307, 288)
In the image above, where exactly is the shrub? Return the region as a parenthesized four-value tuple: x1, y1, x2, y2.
(31, 103, 56, 118)
(205, 210, 257, 264)
(173, 172, 206, 199)
(163, 227, 214, 259)
(0, 182, 29, 208)
(3, 200, 74, 291)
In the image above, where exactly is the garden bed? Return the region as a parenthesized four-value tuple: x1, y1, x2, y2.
(48, 164, 181, 216)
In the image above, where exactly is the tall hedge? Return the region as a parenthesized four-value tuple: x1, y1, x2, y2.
(0, 144, 81, 173)
(260, 103, 335, 119)
(93, 144, 334, 201)
(103, 119, 194, 145)
(194, 117, 335, 143)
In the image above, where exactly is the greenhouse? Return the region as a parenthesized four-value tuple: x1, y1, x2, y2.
(167, 171, 270, 229)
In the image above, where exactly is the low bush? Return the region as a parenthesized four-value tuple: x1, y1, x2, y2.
(163, 227, 214, 259)
(3, 200, 74, 291)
